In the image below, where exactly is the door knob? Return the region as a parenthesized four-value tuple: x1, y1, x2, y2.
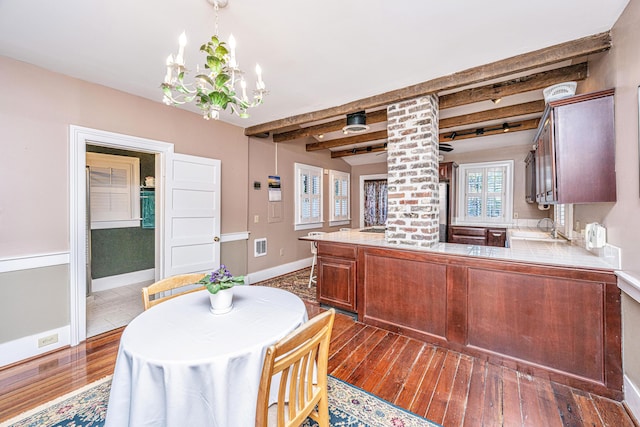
(213, 236, 220, 242)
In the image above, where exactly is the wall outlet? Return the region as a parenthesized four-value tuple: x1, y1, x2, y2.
(254, 215, 259, 223)
(38, 334, 59, 348)
(279, 248, 284, 256)
(513, 212, 519, 219)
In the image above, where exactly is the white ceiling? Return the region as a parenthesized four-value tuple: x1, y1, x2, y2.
(0, 0, 629, 133)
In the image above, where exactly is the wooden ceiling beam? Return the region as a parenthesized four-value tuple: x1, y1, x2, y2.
(439, 62, 588, 109)
(440, 100, 545, 129)
(331, 144, 388, 158)
(439, 118, 540, 143)
(306, 129, 388, 151)
(273, 110, 387, 143)
(245, 32, 610, 136)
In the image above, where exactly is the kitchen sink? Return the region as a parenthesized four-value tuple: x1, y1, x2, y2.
(508, 229, 567, 243)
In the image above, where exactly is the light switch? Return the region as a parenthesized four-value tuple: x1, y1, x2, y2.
(254, 215, 259, 223)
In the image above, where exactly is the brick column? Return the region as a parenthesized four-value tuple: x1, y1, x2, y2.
(386, 94, 440, 247)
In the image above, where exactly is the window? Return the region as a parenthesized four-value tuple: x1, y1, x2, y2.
(458, 160, 513, 223)
(554, 204, 573, 239)
(294, 163, 323, 230)
(329, 170, 350, 226)
(87, 152, 140, 229)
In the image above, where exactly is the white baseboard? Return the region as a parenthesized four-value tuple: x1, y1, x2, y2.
(91, 268, 155, 292)
(246, 257, 312, 284)
(625, 375, 640, 422)
(0, 325, 70, 368)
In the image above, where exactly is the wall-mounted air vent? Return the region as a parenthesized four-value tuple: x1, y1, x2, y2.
(254, 238, 267, 257)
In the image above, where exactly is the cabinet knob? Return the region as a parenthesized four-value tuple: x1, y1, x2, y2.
(213, 236, 220, 242)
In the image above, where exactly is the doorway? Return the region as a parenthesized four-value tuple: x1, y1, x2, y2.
(70, 126, 173, 345)
(359, 173, 388, 228)
(85, 145, 157, 337)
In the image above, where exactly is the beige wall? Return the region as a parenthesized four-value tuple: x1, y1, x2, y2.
(246, 137, 350, 273)
(0, 56, 249, 260)
(444, 144, 549, 221)
(586, 0, 640, 399)
(0, 265, 69, 342)
(0, 56, 249, 345)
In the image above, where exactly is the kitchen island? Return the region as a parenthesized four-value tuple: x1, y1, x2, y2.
(303, 229, 621, 400)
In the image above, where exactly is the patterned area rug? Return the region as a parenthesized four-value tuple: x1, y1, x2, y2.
(2, 376, 440, 427)
(253, 267, 318, 303)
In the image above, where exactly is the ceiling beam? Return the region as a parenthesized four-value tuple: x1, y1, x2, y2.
(440, 100, 545, 129)
(245, 32, 610, 136)
(439, 118, 540, 143)
(439, 62, 587, 109)
(306, 130, 388, 151)
(331, 144, 388, 158)
(273, 110, 387, 143)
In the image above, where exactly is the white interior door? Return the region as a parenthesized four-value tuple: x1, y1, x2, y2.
(164, 153, 221, 277)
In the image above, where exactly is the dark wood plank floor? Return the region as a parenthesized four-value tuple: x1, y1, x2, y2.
(0, 302, 636, 426)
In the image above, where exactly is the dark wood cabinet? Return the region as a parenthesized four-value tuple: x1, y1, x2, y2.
(448, 226, 507, 247)
(525, 150, 536, 204)
(438, 161, 458, 182)
(486, 228, 507, 247)
(316, 242, 357, 312)
(534, 89, 616, 204)
(353, 244, 621, 400)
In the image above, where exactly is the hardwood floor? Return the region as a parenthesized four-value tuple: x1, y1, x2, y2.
(0, 301, 636, 426)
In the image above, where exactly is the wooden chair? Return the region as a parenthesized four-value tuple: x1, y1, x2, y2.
(141, 273, 206, 310)
(255, 308, 336, 427)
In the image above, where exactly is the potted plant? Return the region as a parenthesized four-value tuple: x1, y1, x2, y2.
(199, 264, 245, 314)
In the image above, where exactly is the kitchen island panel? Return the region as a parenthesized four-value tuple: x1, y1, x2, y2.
(359, 249, 447, 342)
(466, 267, 604, 382)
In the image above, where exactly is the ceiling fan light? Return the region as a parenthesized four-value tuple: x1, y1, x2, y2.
(342, 111, 370, 134)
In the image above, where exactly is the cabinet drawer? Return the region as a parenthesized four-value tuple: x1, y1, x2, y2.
(487, 229, 507, 247)
(449, 236, 486, 245)
(450, 226, 486, 237)
(317, 242, 357, 259)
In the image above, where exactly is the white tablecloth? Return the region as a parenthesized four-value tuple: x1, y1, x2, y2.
(104, 285, 307, 427)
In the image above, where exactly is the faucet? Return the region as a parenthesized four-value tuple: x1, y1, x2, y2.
(537, 217, 557, 237)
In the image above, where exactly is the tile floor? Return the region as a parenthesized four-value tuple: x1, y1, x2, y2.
(86, 281, 149, 337)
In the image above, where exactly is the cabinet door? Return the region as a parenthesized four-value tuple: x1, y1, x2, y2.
(487, 229, 507, 247)
(540, 120, 555, 202)
(317, 256, 356, 312)
(525, 151, 536, 204)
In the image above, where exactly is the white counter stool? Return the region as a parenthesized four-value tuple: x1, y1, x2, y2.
(308, 231, 325, 288)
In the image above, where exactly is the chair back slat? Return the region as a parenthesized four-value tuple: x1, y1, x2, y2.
(256, 309, 335, 427)
(141, 273, 206, 310)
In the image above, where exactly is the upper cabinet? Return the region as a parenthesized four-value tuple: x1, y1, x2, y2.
(438, 161, 458, 182)
(534, 89, 616, 204)
(524, 151, 536, 204)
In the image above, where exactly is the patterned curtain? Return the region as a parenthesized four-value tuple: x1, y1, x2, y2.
(363, 179, 388, 226)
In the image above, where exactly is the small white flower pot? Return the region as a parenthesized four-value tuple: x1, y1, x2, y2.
(209, 288, 234, 314)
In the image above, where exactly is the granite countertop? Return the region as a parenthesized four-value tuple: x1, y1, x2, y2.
(302, 228, 617, 271)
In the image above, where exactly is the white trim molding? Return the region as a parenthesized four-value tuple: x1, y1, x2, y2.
(245, 257, 312, 285)
(625, 375, 640, 422)
(0, 325, 70, 367)
(0, 252, 70, 273)
(617, 271, 640, 304)
(220, 231, 250, 243)
(91, 268, 155, 293)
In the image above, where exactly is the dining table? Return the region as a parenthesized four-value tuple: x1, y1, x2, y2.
(104, 285, 308, 427)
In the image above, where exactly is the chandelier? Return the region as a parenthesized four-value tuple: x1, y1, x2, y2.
(161, 0, 267, 120)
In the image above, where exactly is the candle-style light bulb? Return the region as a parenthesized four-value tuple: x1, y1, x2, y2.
(228, 34, 237, 68)
(164, 54, 174, 84)
(176, 31, 187, 65)
(240, 78, 248, 102)
(255, 64, 265, 90)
